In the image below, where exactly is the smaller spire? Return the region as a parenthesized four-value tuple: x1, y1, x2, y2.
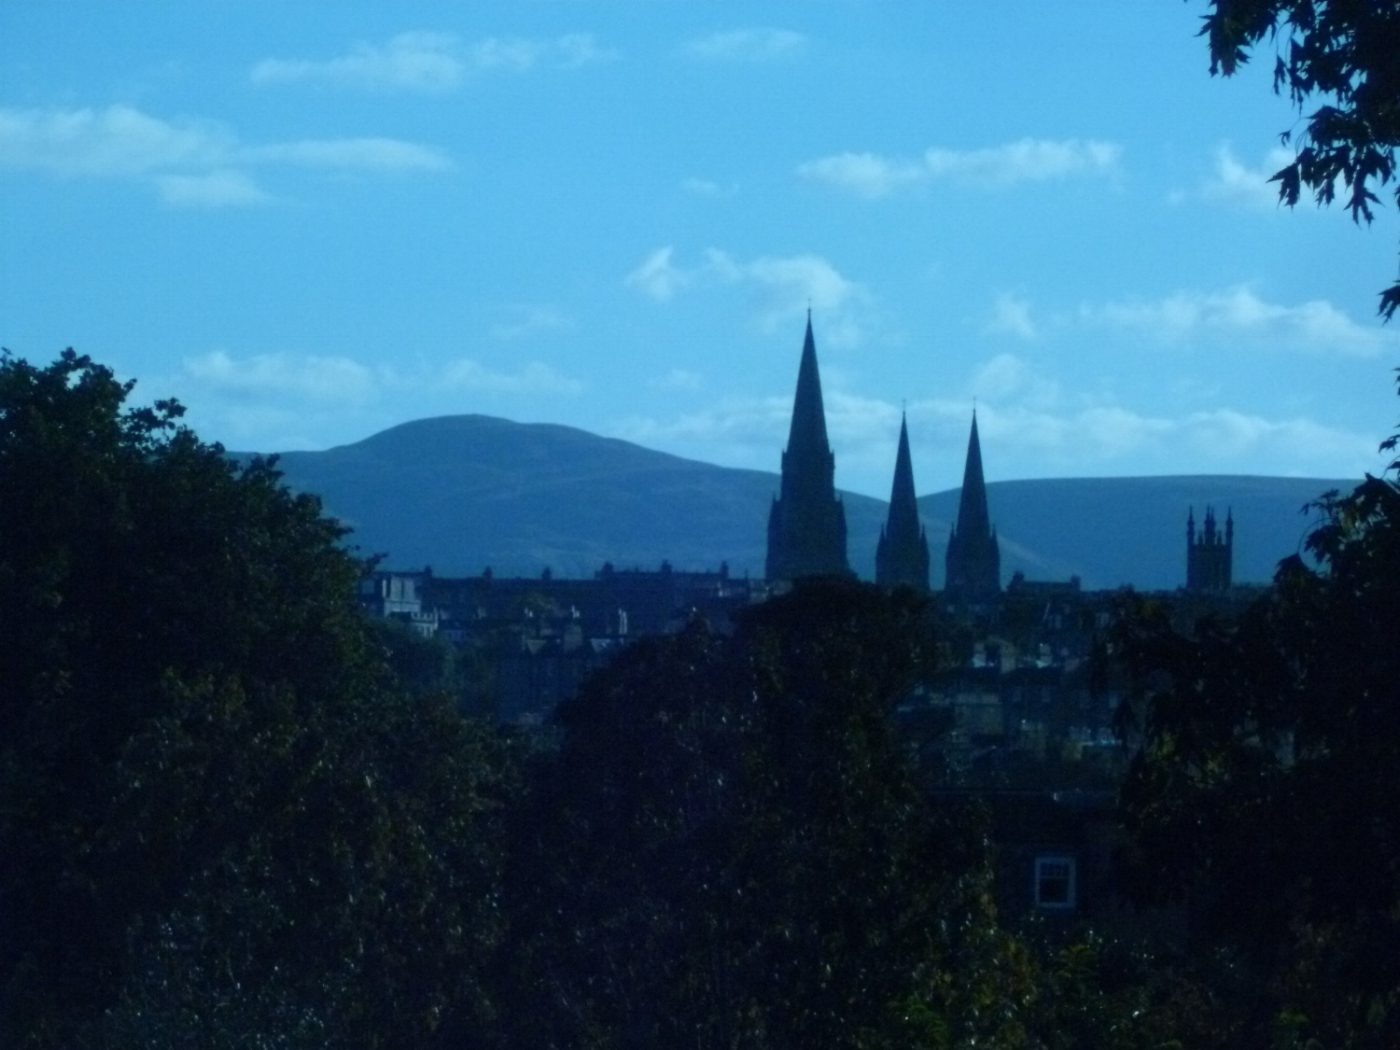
(944, 412, 1000, 600)
(876, 412, 929, 591)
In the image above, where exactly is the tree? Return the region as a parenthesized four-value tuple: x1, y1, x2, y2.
(0, 350, 512, 1049)
(1198, 1, 1400, 317)
(498, 579, 1029, 1050)
(1110, 431, 1400, 1045)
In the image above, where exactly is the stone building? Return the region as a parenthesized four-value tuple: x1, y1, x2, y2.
(1186, 506, 1233, 591)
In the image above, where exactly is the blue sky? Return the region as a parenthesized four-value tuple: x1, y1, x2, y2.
(2, 2, 1397, 498)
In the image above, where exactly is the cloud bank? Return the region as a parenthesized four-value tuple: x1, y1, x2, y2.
(1080, 286, 1392, 358)
(251, 31, 616, 91)
(625, 246, 863, 339)
(0, 104, 450, 206)
(615, 349, 1379, 497)
(798, 138, 1122, 197)
(684, 28, 807, 62)
(1199, 144, 1297, 210)
(185, 350, 582, 401)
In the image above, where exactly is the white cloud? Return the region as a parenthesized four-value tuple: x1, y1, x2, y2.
(625, 247, 690, 302)
(650, 369, 704, 391)
(680, 176, 736, 197)
(184, 351, 381, 403)
(251, 31, 615, 91)
(795, 153, 926, 198)
(555, 33, 618, 69)
(1200, 144, 1296, 210)
(966, 354, 1061, 409)
(243, 138, 451, 172)
(710, 249, 859, 332)
(612, 395, 792, 469)
(181, 351, 583, 404)
(465, 37, 546, 74)
(964, 399, 1374, 475)
(440, 359, 583, 395)
(251, 32, 465, 91)
(625, 246, 867, 342)
(798, 138, 1122, 197)
(925, 139, 1121, 185)
(685, 28, 807, 62)
(490, 304, 570, 341)
(0, 104, 449, 205)
(985, 293, 1038, 340)
(615, 348, 1381, 497)
(156, 170, 271, 208)
(0, 104, 228, 176)
(1080, 286, 1393, 357)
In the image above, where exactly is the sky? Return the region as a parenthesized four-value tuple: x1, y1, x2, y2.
(2, 2, 1398, 499)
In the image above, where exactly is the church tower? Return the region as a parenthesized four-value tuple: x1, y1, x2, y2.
(766, 315, 851, 582)
(876, 413, 930, 591)
(1186, 506, 1233, 591)
(944, 411, 1000, 600)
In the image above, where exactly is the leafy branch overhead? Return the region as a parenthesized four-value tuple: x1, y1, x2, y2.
(1202, 0, 1400, 317)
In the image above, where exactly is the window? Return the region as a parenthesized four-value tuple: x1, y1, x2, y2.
(1034, 855, 1076, 909)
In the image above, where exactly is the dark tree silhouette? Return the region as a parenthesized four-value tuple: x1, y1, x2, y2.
(0, 350, 513, 1050)
(1111, 396, 1400, 1046)
(498, 579, 1036, 1050)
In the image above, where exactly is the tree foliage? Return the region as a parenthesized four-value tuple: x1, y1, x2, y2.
(0, 350, 513, 1049)
(1199, 0, 1400, 317)
(1110, 406, 1400, 1045)
(497, 579, 1037, 1050)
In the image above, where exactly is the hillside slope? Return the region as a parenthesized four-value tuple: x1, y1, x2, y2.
(247, 414, 1349, 589)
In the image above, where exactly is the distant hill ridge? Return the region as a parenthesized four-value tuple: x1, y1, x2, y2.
(241, 414, 1351, 591)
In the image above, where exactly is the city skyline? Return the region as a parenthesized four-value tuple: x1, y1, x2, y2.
(2, 2, 1397, 499)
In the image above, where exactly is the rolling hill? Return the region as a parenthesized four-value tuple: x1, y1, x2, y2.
(243, 414, 1352, 590)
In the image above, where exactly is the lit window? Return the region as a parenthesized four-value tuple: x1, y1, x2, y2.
(1034, 855, 1076, 909)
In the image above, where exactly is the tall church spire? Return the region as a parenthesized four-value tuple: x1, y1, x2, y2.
(766, 315, 851, 582)
(876, 413, 930, 591)
(944, 411, 1000, 600)
(786, 312, 831, 462)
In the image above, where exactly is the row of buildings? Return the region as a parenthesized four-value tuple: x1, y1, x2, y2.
(365, 315, 1238, 730)
(362, 317, 1249, 919)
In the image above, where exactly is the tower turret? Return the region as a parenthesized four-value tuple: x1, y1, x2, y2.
(1186, 504, 1234, 591)
(766, 315, 851, 582)
(876, 413, 930, 591)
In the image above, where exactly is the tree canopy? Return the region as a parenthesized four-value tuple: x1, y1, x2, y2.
(0, 349, 1275, 1048)
(498, 580, 1019, 1049)
(0, 350, 513, 1049)
(1111, 430, 1400, 1045)
(1200, 0, 1400, 317)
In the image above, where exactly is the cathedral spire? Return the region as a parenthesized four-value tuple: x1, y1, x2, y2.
(944, 410, 1000, 600)
(786, 312, 831, 459)
(955, 410, 992, 539)
(876, 413, 930, 591)
(766, 316, 850, 582)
